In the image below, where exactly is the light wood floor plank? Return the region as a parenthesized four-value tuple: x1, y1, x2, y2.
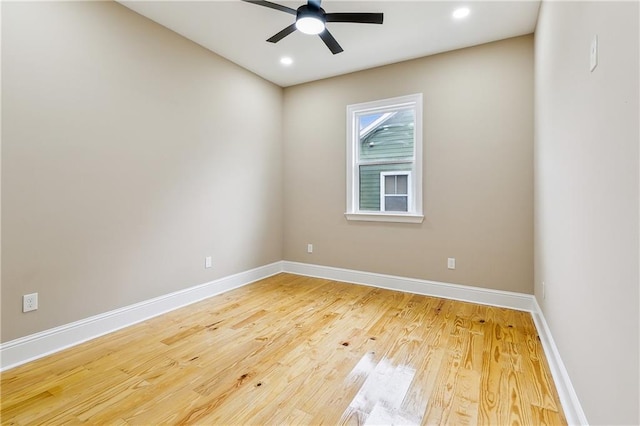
(1, 273, 566, 425)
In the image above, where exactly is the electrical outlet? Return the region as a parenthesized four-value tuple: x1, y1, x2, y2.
(447, 258, 456, 270)
(23, 293, 38, 313)
(307, 244, 313, 254)
(205, 256, 212, 268)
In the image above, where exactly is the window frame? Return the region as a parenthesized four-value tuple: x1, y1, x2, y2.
(345, 93, 424, 223)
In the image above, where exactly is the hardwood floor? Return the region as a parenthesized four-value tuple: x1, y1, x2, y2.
(1, 273, 566, 425)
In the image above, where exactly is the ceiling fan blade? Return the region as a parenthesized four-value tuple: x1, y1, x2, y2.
(267, 23, 297, 43)
(319, 29, 343, 55)
(325, 13, 384, 24)
(307, 0, 322, 8)
(241, 0, 297, 15)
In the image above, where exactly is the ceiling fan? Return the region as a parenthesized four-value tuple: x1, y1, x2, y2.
(241, 0, 384, 55)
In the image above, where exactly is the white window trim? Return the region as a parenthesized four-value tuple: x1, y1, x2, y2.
(345, 93, 424, 224)
(380, 171, 411, 213)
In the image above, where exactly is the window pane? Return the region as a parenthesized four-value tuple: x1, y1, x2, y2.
(359, 164, 411, 211)
(396, 175, 408, 194)
(385, 175, 396, 195)
(385, 196, 408, 212)
(359, 109, 415, 162)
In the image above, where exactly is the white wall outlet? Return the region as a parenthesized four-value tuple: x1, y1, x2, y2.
(447, 258, 456, 270)
(590, 34, 598, 72)
(23, 293, 38, 312)
(307, 244, 313, 254)
(205, 256, 212, 268)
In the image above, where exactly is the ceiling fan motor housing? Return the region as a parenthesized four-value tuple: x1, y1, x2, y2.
(297, 4, 325, 22)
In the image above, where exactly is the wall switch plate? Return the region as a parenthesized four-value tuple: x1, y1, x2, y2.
(23, 293, 38, 312)
(590, 35, 598, 72)
(307, 244, 313, 254)
(447, 258, 456, 270)
(205, 256, 212, 268)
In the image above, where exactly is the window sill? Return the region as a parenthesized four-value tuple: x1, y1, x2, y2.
(344, 212, 424, 224)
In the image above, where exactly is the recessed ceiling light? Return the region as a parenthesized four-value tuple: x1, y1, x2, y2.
(280, 57, 293, 66)
(453, 7, 470, 19)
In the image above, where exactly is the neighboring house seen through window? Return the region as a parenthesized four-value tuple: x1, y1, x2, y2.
(346, 94, 423, 223)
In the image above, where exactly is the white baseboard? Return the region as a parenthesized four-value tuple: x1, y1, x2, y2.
(1, 260, 586, 425)
(282, 261, 536, 312)
(531, 298, 589, 425)
(281, 261, 587, 425)
(0, 261, 283, 372)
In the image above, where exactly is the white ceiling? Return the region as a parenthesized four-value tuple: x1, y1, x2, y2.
(118, 0, 541, 87)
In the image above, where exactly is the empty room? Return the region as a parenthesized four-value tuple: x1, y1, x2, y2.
(1, 1, 638, 425)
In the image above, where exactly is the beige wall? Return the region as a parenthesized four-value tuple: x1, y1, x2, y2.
(283, 35, 534, 293)
(1, 1, 283, 342)
(534, 1, 639, 424)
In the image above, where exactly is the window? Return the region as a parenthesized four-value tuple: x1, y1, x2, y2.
(381, 172, 410, 212)
(345, 94, 423, 223)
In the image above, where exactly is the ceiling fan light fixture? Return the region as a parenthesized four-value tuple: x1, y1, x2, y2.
(296, 16, 325, 35)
